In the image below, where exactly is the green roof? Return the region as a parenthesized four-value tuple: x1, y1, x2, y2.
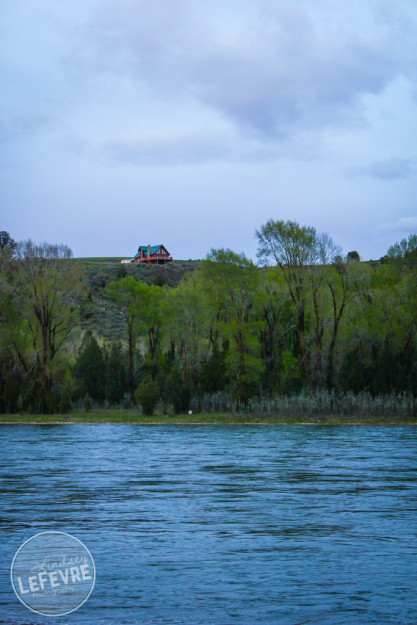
(134, 245, 163, 258)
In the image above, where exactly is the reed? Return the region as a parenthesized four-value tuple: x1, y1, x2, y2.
(191, 390, 416, 419)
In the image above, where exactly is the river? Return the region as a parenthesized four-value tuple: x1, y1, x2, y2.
(0, 425, 416, 624)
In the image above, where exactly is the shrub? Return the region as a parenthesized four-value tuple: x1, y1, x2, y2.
(135, 376, 160, 416)
(83, 394, 92, 412)
(59, 390, 72, 414)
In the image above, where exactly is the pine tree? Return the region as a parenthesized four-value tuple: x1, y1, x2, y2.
(105, 343, 127, 404)
(74, 332, 106, 402)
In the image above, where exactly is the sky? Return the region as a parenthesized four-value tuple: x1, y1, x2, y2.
(1, 0, 416, 261)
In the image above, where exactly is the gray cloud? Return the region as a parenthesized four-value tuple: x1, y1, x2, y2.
(0, 113, 52, 145)
(103, 126, 295, 167)
(349, 158, 415, 180)
(84, 0, 417, 139)
(2, 0, 417, 262)
(105, 131, 233, 166)
(376, 216, 417, 234)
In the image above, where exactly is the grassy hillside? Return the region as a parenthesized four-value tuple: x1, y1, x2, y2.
(77, 258, 201, 339)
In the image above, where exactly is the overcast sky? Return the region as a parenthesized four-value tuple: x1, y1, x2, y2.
(1, 0, 416, 260)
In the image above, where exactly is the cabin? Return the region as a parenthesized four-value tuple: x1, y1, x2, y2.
(121, 244, 173, 265)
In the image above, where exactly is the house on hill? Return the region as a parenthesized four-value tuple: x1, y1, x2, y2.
(121, 244, 173, 265)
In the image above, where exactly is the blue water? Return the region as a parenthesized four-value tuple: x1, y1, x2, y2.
(0, 425, 416, 624)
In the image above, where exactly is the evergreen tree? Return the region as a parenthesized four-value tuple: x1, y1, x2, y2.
(199, 344, 228, 393)
(74, 332, 106, 402)
(165, 366, 191, 414)
(105, 343, 127, 404)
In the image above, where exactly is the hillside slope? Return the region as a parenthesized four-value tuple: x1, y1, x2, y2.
(77, 258, 200, 339)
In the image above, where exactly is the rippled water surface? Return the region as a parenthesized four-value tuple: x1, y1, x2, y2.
(1, 425, 417, 624)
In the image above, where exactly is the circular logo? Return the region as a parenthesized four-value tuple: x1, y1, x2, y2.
(11, 531, 95, 617)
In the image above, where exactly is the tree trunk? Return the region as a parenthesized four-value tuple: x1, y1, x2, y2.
(127, 321, 135, 396)
(41, 326, 49, 413)
(326, 319, 339, 390)
(297, 308, 309, 382)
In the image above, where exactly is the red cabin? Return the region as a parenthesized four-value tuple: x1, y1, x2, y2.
(133, 244, 173, 265)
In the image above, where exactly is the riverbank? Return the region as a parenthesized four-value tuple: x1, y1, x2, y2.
(0, 412, 416, 425)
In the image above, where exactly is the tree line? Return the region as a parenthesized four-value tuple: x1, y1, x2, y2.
(0, 223, 416, 415)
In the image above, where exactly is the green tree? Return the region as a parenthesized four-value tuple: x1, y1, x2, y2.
(135, 375, 160, 415)
(256, 219, 320, 382)
(10, 240, 83, 413)
(387, 233, 417, 274)
(106, 276, 141, 395)
(74, 331, 106, 402)
(305, 233, 340, 388)
(0, 231, 17, 258)
(325, 255, 366, 389)
(135, 284, 165, 381)
(347, 250, 360, 262)
(163, 275, 207, 388)
(257, 269, 295, 390)
(199, 342, 228, 393)
(105, 343, 127, 404)
(200, 248, 262, 406)
(387, 233, 417, 260)
(164, 366, 191, 414)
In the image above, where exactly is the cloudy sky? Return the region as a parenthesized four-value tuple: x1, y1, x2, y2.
(1, 0, 416, 260)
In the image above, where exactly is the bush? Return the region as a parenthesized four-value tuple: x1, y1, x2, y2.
(59, 390, 72, 414)
(135, 376, 160, 416)
(83, 394, 92, 412)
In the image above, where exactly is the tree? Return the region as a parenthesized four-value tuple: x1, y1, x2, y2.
(306, 233, 341, 387)
(256, 219, 320, 381)
(164, 366, 191, 414)
(387, 234, 417, 273)
(257, 269, 295, 390)
(135, 375, 160, 415)
(11, 240, 83, 412)
(0, 231, 16, 317)
(106, 276, 141, 395)
(347, 251, 360, 262)
(0, 231, 17, 256)
(199, 248, 262, 406)
(74, 331, 106, 402)
(105, 342, 127, 404)
(325, 255, 365, 389)
(135, 284, 165, 381)
(163, 275, 207, 388)
(199, 342, 228, 393)
(387, 233, 417, 260)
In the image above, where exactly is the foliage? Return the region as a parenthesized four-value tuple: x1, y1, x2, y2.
(1, 230, 417, 415)
(347, 250, 360, 262)
(105, 276, 142, 394)
(164, 367, 191, 414)
(5, 240, 84, 412)
(387, 233, 417, 260)
(199, 248, 263, 406)
(105, 343, 127, 404)
(83, 394, 92, 412)
(135, 375, 160, 415)
(74, 331, 106, 402)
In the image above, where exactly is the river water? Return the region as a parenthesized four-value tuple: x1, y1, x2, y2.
(0, 425, 416, 624)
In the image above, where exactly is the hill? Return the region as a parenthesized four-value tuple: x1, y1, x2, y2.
(76, 258, 201, 339)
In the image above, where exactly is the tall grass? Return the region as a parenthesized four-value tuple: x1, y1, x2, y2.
(191, 390, 416, 419)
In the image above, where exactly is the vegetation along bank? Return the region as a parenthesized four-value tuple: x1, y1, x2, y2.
(0, 222, 416, 420)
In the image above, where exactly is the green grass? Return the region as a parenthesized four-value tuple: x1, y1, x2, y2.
(1, 411, 416, 425)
